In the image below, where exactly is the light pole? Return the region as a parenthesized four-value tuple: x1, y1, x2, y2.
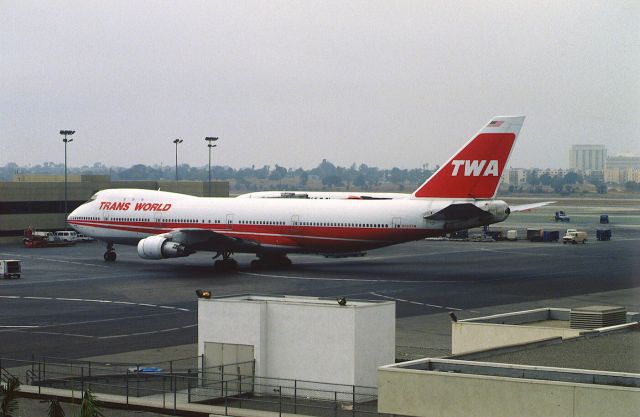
(173, 139, 183, 185)
(60, 130, 75, 229)
(205, 137, 219, 197)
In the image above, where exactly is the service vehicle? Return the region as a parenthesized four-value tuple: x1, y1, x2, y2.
(554, 211, 570, 222)
(563, 229, 587, 244)
(600, 214, 609, 224)
(0, 260, 21, 279)
(23, 230, 76, 248)
(54, 231, 78, 241)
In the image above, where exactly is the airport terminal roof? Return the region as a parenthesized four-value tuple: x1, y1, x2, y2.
(460, 326, 640, 374)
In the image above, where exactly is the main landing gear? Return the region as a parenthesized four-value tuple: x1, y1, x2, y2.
(213, 252, 238, 271)
(250, 254, 292, 270)
(104, 243, 116, 262)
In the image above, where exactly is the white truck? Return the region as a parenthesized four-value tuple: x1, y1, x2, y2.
(54, 230, 78, 242)
(563, 229, 587, 244)
(0, 260, 21, 279)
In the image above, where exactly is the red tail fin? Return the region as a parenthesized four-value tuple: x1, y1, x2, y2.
(413, 116, 525, 199)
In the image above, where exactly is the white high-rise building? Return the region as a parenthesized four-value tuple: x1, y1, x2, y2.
(570, 145, 607, 171)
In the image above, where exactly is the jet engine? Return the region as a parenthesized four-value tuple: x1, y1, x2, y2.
(137, 235, 190, 260)
(484, 200, 510, 222)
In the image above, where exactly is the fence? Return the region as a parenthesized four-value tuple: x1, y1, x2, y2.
(0, 356, 394, 417)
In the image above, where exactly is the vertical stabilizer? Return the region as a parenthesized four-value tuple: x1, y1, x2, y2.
(413, 116, 525, 199)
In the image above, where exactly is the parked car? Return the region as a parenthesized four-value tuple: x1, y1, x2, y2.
(76, 234, 95, 242)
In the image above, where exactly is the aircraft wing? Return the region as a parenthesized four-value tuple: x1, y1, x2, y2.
(158, 228, 261, 253)
(509, 201, 555, 212)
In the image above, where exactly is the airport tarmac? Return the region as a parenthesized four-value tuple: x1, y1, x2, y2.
(0, 206, 638, 363)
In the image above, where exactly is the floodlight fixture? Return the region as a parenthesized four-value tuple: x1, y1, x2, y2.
(196, 289, 212, 299)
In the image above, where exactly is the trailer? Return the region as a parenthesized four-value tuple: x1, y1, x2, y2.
(542, 230, 560, 242)
(527, 228, 543, 242)
(596, 229, 612, 241)
(0, 260, 21, 279)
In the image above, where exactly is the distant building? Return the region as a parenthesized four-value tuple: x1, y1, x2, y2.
(605, 167, 640, 184)
(602, 154, 640, 184)
(606, 155, 640, 170)
(570, 144, 607, 171)
(506, 168, 527, 186)
(540, 168, 567, 178)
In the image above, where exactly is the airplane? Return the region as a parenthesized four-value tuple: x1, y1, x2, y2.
(68, 115, 547, 270)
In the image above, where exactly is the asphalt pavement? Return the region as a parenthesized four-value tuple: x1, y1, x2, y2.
(1, 208, 638, 362)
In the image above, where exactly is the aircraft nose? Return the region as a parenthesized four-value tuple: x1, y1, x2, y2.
(68, 204, 86, 225)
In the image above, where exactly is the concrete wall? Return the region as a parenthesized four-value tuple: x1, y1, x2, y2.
(378, 366, 640, 417)
(451, 308, 581, 355)
(198, 299, 266, 374)
(451, 322, 582, 355)
(197, 295, 394, 389)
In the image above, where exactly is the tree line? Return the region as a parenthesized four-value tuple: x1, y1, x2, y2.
(0, 160, 434, 192)
(2, 161, 638, 194)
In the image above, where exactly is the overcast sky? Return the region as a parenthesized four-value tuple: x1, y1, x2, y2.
(1, 1, 638, 170)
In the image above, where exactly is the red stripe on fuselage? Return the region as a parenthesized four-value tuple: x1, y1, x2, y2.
(68, 219, 437, 252)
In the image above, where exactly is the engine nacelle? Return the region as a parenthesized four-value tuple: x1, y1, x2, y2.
(484, 200, 510, 222)
(137, 235, 189, 260)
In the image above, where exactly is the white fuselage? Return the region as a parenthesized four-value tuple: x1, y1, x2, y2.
(69, 189, 509, 255)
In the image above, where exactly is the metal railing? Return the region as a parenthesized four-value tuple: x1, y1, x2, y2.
(0, 355, 394, 417)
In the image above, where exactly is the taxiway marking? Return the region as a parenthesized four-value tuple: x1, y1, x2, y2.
(0, 295, 190, 312)
(239, 271, 471, 283)
(0, 253, 108, 269)
(370, 291, 464, 311)
(99, 324, 197, 340)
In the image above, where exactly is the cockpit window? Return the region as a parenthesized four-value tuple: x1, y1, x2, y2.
(87, 193, 99, 203)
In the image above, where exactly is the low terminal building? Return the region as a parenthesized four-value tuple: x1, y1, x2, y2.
(197, 294, 395, 400)
(379, 306, 640, 417)
(0, 175, 229, 241)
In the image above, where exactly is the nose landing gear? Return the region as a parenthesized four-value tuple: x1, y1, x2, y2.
(104, 243, 116, 262)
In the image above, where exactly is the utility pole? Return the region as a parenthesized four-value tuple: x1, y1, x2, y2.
(205, 137, 219, 197)
(173, 139, 183, 187)
(60, 130, 75, 229)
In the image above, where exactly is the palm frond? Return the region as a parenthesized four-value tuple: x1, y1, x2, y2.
(0, 377, 21, 417)
(77, 390, 104, 417)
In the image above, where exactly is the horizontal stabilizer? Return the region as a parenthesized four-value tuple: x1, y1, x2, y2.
(425, 203, 491, 221)
(509, 201, 555, 212)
